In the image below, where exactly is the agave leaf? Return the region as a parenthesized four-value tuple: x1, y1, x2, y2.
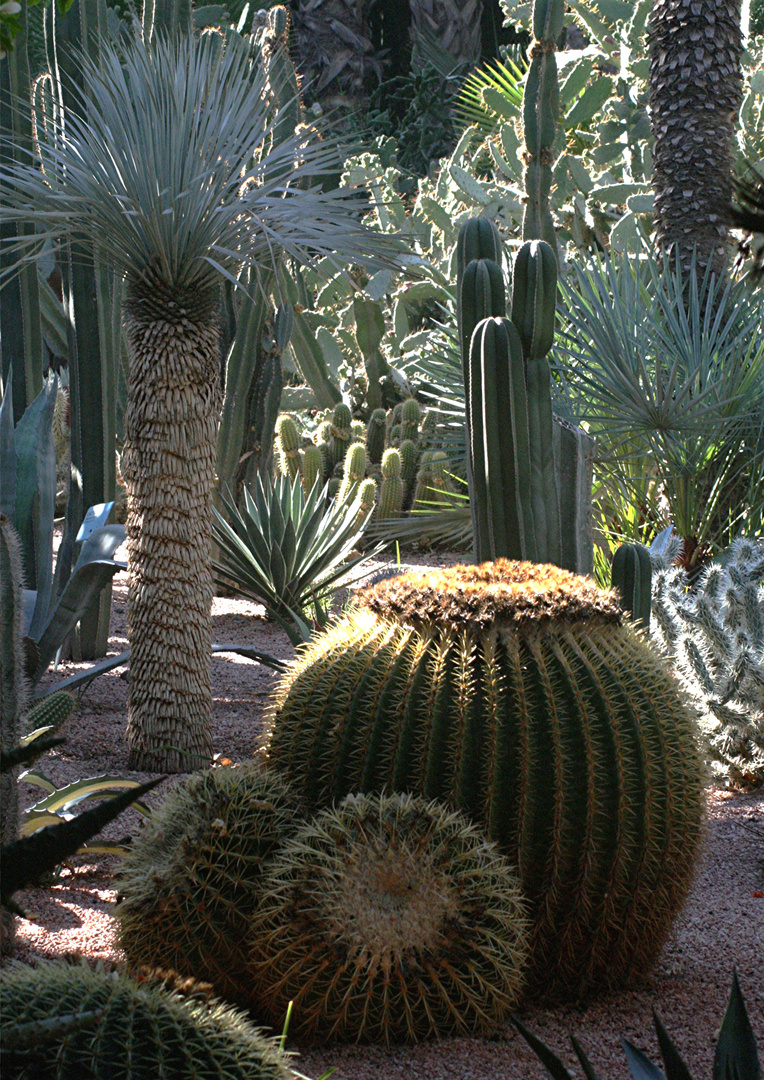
(622, 1038, 666, 1080)
(20, 809, 64, 835)
(18, 770, 57, 794)
(653, 1012, 694, 1080)
(30, 560, 125, 681)
(1, 777, 164, 904)
(34, 650, 130, 699)
(511, 1014, 577, 1080)
(713, 971, 761, 1080)
(0, 738, 66, 772)
(26, 775, 151, 817)
(0, 374, 16, 519)
(570, 1034, 607, 1080)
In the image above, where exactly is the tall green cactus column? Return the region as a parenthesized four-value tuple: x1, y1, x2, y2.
(521, 0, 563, 253)
(53, 0, 118, 659)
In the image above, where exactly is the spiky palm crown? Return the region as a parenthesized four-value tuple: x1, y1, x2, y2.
(0, 30, 401, 301)
(247, 792, 530, 1044)
(0, 958, 293, 1080)
(116, 765, 302, 1002)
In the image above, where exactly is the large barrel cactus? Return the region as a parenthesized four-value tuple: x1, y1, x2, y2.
(0, 959, 293, 1080)
(248, 792, 530, 1044)
(116, 765, 302, 1004)
(265, 561, 706, 999)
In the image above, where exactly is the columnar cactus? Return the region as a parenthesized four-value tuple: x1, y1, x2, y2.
(398, 438, 419, 489)
(612, 541, 652, 630)
(274, 415, 301, 481)
(328, 402, 352, 470)
(522, 0, 564, 250)
(117, 765, 302, 1004)
(355, 477, 378, 531)
(299, 442, 323, 495)
(248, 792, 530, 1043)
(365, 407, 387, 465)
(0, 960, 293, 1080)
(266, 560, 706, 999)
(377, 448, 403, 520)
(456, 216, 592, 573)
(399, 397, 421, 444)
(337, 442, 367, 505)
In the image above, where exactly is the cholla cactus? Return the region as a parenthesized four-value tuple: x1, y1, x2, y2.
(651, 535, 764, 788)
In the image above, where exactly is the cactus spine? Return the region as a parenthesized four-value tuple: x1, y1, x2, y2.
(522, 0, 563, 251)
(248, 793, 530, 1043)
(266, 561, 706, 999)
(612, 542, 652, 629)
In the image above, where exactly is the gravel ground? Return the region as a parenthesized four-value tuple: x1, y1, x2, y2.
(4, 552, 763, 1080)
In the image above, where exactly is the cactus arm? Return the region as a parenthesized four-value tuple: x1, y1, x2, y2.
(289, 309, 342, 409)
(611, 543, 652, 630)
(522, 0, 564, 251)
(525, 357, 561, 566)
(459, 258, 507, 386)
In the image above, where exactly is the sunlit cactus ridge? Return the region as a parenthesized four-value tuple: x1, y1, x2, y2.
(265, 560, 706, 998)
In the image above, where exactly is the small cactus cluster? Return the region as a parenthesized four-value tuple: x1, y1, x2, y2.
(651, 535, 764, 788)
(0, 959, 293, 1080)
(274, 399, 451, 521)
(115, 768, 532, 1043)
(248, 792, 530, 1044)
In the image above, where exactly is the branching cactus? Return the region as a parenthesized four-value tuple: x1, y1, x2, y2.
(652, 536, 764, 788)
(522, 0, 563, 251)
(457, 216, 592, 573)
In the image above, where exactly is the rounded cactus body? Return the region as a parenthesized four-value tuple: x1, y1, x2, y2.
(0, 959, 292, 1080)
(399, 397, 420, 443)
(265, 561, 706, 999)
(117, 765, 301, 1004)
(248, 792, 530, 1044)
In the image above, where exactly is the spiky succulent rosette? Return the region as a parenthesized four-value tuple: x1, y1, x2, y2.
(0, 959, 293, 1080)
(117, 765, 301, 1003)
(265, 560, 706, 999)
(248, 792, 530, 1044)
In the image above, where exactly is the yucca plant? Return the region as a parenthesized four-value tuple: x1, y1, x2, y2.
(0, 29, 400, 772)
(213, 474, 383, 644)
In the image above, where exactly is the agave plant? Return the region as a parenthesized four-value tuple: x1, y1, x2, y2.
(512, 970, 760, 1080)
(213, 475, 382, 644)
(0, 29, 401, 772)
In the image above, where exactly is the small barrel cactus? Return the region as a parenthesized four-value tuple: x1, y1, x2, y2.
(117, 765, 301, 1004)
(0, 959, 293, 1080)
(248, 792, 530, 1044)
(265, 561, 705, 1000)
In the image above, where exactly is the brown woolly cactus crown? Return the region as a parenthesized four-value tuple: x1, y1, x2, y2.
(358, 559, 623, 628)
(247, 792, 530, 1044)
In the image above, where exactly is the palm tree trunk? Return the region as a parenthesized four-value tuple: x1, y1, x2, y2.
(409, 0, 484, 67)
(648, 0, 743, 277)
(123, 281, 220, 773)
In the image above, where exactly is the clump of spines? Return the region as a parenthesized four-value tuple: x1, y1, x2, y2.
(0, 959, 293, 1080)
(266, 560, 705, 999)
(247, 792, 530, 1044)
(116, 765, 302, 1004)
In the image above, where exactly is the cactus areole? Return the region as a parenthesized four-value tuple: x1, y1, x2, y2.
(266, 560, 706, 999)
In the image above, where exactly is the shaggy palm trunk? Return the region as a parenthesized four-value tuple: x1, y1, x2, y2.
(648, 0, 743, 277)
(290, 0, 380, 113)
(409, 0, 484, 67)
(122, 280, 220, 773)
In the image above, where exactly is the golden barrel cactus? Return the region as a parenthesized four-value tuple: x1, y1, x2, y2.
(248, 792, 530, 1043)
(265, 560, 706, 999)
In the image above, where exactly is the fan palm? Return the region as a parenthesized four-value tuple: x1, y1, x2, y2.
(0, 28, 401, 772)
